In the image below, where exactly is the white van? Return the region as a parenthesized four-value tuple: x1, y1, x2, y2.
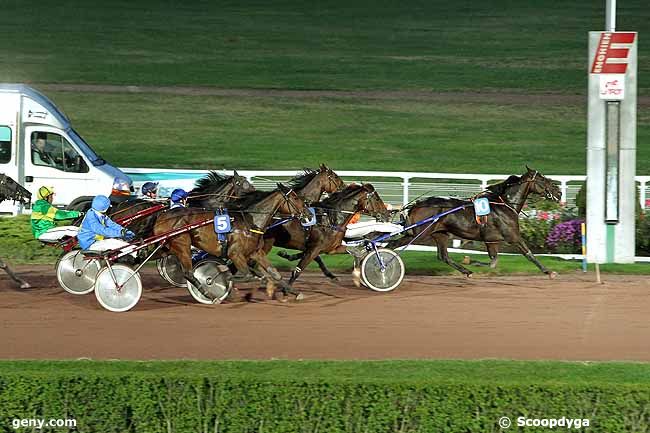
(0, 84, 132, 215)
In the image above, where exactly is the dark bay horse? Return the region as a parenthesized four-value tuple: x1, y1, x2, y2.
(262, 164, 346, 273)
(152, 184, 312, 300)
(272, 183, 391, 285)
(387, 167, 562, 278)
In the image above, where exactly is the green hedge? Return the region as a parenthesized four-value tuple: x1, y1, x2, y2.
(0, 361, 649, 432)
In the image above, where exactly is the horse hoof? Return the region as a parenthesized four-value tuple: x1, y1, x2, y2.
(465, 273, 472, 279)
(548, 271, 558, 280)
(352, 269, 361, 287)
(295, 293, 304, 301)
(20, 283, 31, 289)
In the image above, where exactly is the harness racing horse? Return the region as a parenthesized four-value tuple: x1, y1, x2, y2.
(0, 174, 32, 288)
(152, 184, 312, 300)
(387, 167, 562, 278)
(273, 183, 391, 285)
(262, 164, 346, 276)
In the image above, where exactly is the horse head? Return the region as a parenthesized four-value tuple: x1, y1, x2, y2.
(276, 183, 312, 225)
(358, 184, 391, 222)
(523, 167, 561, 202)
(289, 165, 345, 203)
(231, 170, 255, 196)
(319, 164, 346, 195)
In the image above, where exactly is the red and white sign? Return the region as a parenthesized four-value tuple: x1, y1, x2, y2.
(590, 32, 636, 74)
(599, 74, 626, 100)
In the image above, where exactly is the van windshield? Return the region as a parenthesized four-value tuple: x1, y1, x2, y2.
(68, 129, 106, 166)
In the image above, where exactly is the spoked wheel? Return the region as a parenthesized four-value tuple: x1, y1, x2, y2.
(360, 248, 405, 292)
(94, 264, 142, 312)
(56, 250, 101, 295)
(187, 259, 232, 305)
(157, 255, 186, 287)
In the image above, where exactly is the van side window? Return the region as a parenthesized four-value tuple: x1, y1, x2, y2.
(0, 126, 11, 164)
(31, 131, 89, 173)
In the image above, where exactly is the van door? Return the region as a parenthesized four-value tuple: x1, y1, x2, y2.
(24, 126, 92, 207)
(0, 124, 19, 215)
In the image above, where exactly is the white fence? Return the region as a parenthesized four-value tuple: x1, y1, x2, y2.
(122, 167, 650, 209)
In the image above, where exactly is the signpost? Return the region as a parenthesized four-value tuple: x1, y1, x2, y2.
(586, 5, 637, 263)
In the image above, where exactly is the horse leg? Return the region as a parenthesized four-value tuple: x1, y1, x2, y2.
(277, 250, 303, 261)
(167, 235, 214, 298)
(0, 258, 31, 289)
(314, 255, 338, 281)
(486, 242, 499, 269)
(512, 240, 557, 278)
(433, 233, 473, 277)
(289, 247, 322, 286)
(228, 252, 257, 282)
(253, 253, 303, 300)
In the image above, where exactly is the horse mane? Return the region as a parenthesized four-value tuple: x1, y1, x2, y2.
(192, 171, 231, 193)
(485, 175, 521, 196)
(319, 184, 366, 208)
(228, 189, 277, 210)
(287, 168, 319, 190)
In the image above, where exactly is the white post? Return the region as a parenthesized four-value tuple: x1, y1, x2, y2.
(402, 176, 410, 207)
(560, 181, 568, 205)
(606, 0, 616, 32)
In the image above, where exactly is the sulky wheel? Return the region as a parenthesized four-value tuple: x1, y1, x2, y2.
(56, 250, 101, 295)
(360, 248, 405, 292)
(94, 264, 142, 312)
(186, 259, 232, 305)
(157, 255, 186, 288)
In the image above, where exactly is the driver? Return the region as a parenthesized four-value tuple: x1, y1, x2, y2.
(169, 188, 189, 209)
(31, 186, 81, 242)
(140, 182, 159, 199)
(31, 133, 56, 167)
(78, 195, 135, 252)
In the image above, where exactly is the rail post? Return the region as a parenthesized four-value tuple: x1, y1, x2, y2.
(402, 176, 410, 207)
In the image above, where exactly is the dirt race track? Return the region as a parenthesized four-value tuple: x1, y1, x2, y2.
(1, 265, 649, 361)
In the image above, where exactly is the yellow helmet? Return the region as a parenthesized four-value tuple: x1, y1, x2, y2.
(37, 186, 55, 200)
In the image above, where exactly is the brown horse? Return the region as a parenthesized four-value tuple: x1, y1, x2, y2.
(152, 184, 312, 300)
(284, 164, 346, 205)
(262, 165, 346, 272)
(386, 167, 562, 278)
(273, 183, 391, 285)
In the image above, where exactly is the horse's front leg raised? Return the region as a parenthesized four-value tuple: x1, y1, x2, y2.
(512, 240, 557, 279)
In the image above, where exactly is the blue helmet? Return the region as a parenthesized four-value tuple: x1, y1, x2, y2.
(91, 195, 111, 212)
(170, 188, 189, 203)
(141, 182, 158, 195)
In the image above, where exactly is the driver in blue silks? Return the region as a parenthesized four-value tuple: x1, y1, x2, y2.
(78, 195, 136, 252)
